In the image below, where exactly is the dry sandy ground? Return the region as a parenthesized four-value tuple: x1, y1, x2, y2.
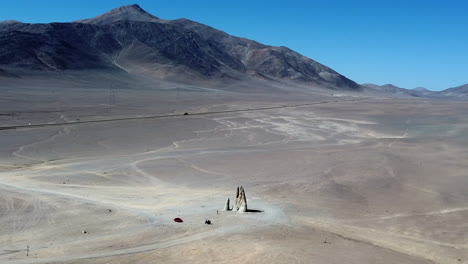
(1, 89, 468, 264)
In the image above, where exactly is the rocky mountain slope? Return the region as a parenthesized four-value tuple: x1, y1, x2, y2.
(0, 4, 360, 90)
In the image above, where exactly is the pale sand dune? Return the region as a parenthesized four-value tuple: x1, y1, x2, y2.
(1, 93, 468, 263)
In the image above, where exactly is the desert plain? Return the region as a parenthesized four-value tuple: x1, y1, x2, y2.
(1, 83, 468, 264)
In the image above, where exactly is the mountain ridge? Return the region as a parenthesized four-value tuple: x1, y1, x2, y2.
(363, 83, 468, 98)
(439, 84, 468, 97)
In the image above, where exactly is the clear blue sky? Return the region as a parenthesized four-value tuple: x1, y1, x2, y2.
(1, 0, 467, 90)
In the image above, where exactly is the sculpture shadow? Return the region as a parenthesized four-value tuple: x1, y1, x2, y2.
(246, 209, 264, 213)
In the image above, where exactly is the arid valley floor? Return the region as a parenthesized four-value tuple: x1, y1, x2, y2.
(1, 86, 468, 264)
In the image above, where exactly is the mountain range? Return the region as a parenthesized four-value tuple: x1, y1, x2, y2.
(0, 4, 466, 97)
(362, 83, 468, 99)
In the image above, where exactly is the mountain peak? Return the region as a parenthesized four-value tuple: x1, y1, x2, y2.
(381, 84, 400, 88)
(75, 4, 159, 24)
(128, 4, 143, 9)
(412, 87, 429, 92)
(118, 4, 146, 13)
(0, 20, 22, 24)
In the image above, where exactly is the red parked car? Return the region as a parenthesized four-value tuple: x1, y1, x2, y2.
(174, 218, 183, 223)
